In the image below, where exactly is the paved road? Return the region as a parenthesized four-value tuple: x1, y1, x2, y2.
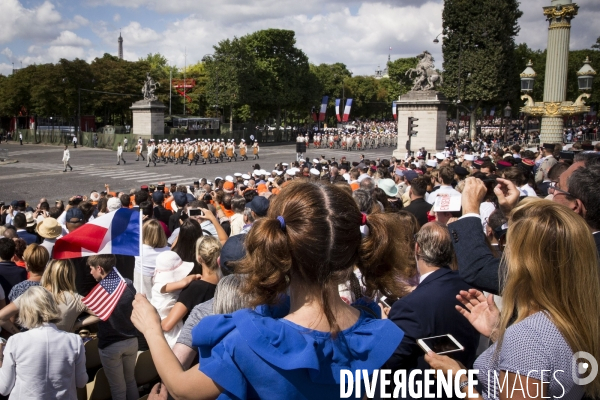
(0, 142, 397, 204)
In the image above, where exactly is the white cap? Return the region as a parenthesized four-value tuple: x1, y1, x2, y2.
(435, 153, 446, 160)
(426, 160, 438, 168)
(275, 170, 283, 176)
(234, 173, 242, 177)
(225, 175, 234, 182)
(242, 174, 251, 180)
(215, 177, 223, 181)
(107, 197, 122, 212)
(268, 177, 274, 182)
(299, 159, 305, 162)
(464, 154, 475, 161)
(312, 159, 319, 163)
(259, 169, 268, 176)
(310, 168, 320, 176)
(252, 170, 260, 176)
(282, 163, 289, 167)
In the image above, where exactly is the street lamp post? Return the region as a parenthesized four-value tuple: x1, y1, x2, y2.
(503, 103, 512, 143)
(520, 1, 595, 144)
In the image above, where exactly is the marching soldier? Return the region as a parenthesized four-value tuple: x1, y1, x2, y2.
(146, 139, 157, 167)
(62, 145, 73, 172)
(117, 142, 126, 165)
(252, 141, 260, 160)
(239, 139, 247, 161)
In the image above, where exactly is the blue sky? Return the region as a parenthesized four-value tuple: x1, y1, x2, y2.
(1, 0, 599, 77)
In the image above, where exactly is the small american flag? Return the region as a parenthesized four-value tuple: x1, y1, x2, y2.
(82, 269, 127, 321)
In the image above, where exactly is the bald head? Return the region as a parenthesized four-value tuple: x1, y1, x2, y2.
(415, 222, 453, 268)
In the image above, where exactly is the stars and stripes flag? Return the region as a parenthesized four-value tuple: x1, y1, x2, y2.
(82, 268, 127, 321)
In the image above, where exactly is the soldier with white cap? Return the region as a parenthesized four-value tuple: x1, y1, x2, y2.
(147, 139, 157, 167)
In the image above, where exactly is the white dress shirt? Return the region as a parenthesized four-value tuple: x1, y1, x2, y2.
(0, 323, 87, 399)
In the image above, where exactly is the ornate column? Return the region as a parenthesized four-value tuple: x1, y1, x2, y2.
(539, 0, 578, 143)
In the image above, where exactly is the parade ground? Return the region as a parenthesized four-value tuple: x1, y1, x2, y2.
(0, 142, 396, 203)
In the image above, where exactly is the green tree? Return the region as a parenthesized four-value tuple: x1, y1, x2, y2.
(90, 54, 147, 126)
(244, 29, 311, 139)
(387, 57, 418, 96)
(592, 36, 600, 51)
(442, 0, 522, 139)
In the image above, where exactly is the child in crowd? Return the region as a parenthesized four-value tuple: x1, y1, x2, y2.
(150, 251, 201, 347)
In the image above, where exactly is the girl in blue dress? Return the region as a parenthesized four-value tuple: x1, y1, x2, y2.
(132, 180, 415, 399)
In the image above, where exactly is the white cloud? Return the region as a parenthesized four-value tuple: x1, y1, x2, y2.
(51, 31, 92, 47)
(2, 0, 600, 79)
(74, 15, 90, 27)
(0, 0, 63, 43)
(0, 63, 13, 76)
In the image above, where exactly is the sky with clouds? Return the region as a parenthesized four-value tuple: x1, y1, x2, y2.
(1, 0, 598, 77)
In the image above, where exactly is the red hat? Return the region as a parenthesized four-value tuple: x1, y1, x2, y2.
(521, 158, 535, 167)
(141, 185, 149, 191)
(223, 181, 235, 192)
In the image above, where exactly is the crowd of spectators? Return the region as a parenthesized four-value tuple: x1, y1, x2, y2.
(0, 144, 599, 399)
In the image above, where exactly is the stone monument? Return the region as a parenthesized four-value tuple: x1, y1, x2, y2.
(130, 73, 166, 141)
(393, 51, 449, 160)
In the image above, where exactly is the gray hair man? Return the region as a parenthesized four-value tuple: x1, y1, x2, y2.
(384, 222, 479, 396)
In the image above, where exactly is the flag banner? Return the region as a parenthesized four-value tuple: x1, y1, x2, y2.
(53, 208, 141, 259)
(83, 268, 127, 321)
(335, 99, 341, 122)
(342, 99, 353, 122)
(319, 96, 328, 122)
(392, 102, 397, 121)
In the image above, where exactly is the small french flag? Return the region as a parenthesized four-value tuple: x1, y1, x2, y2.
(342, 99, 353, 122)
(392, 102, 397, 120)
(319, 96, 328, 122)
(335, 99, 341, 122)
(53, 208, 141, 259)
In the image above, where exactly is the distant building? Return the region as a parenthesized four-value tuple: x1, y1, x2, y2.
(118, 32, 123, 60)
(374, 53, 391, 79)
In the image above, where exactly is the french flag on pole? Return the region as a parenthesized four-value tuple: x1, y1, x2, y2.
(335, 99, 341, 122)
(392, 102, 398, 120)
(319, 96, 328, 122)
(342, 99, 353, 122)
(53, 208, 141, 259)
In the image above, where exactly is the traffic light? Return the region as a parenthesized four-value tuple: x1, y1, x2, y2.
(408, 117, 419, 136)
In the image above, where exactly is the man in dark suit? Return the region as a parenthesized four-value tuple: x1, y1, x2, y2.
(449, 152, 600, 295)
(12, 213, 38, 245)
(0, 238, 27, 297)
(383, 222, 479, 398)
(403, 177, 432, 227)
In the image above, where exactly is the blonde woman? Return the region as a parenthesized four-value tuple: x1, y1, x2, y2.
(134, 219, 170, 299)
(0, 286, 87, 399)
(8, 244, 48, 302)
(159, 236, 221, 334)
(427, 199, 600, 400)
(0, 260, 98, 334)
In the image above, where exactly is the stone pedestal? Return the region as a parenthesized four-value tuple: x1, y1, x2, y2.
(130, 99, 166, 140)
(393, 91, 449, 160)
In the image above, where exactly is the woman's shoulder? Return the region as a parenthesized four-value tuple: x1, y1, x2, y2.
(194, 307, 403, 378)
